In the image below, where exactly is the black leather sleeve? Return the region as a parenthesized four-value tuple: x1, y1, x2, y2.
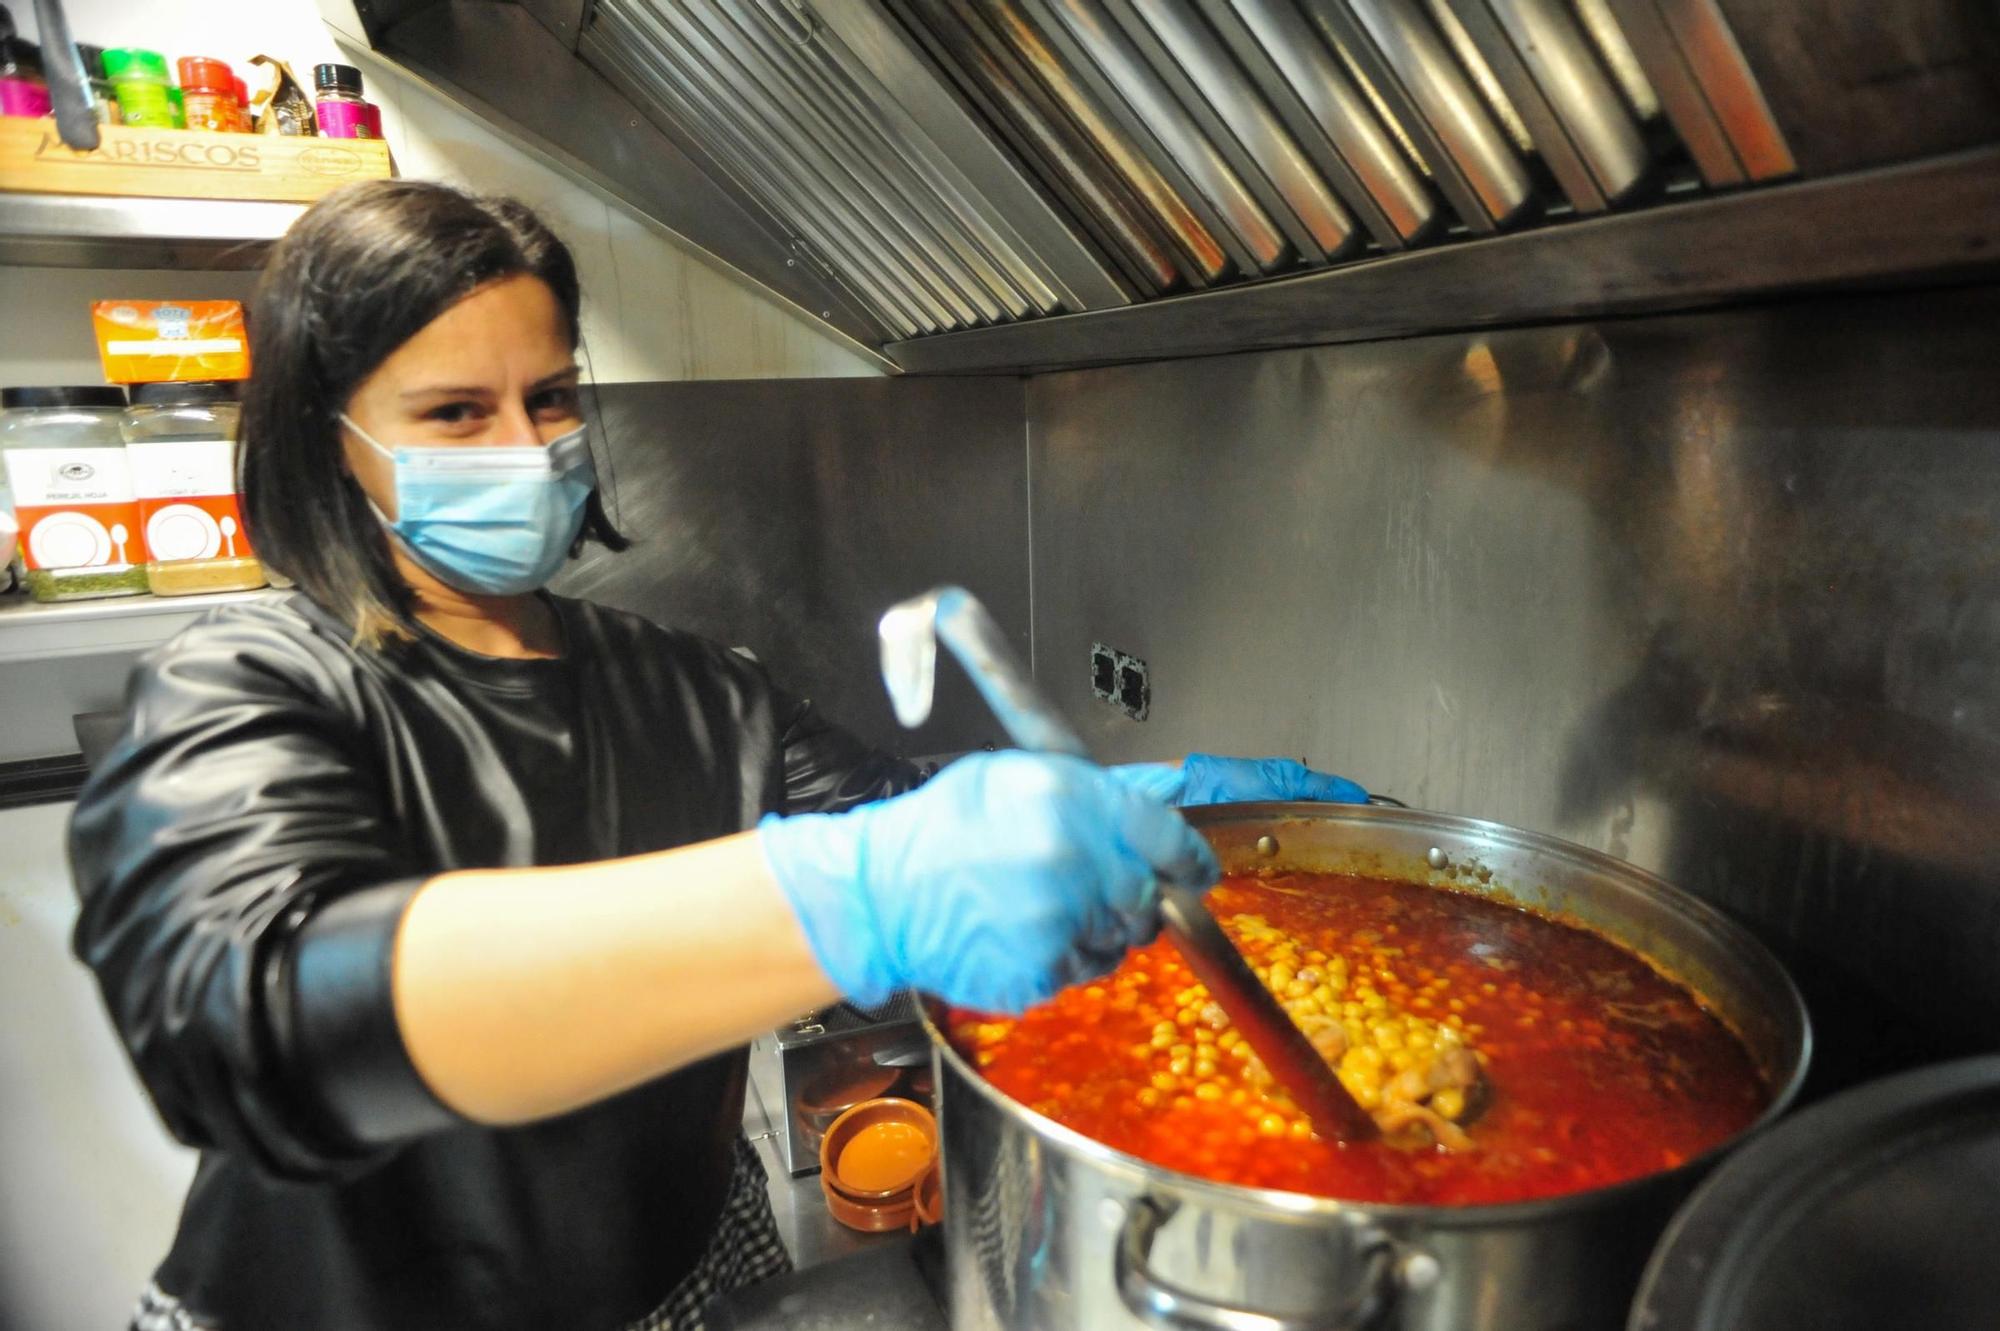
(68, 621, 454, 1181)
(66, 596, 924, 1187)
(774, 691, 928, 814)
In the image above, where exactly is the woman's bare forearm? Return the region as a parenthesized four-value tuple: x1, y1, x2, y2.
(390, 830, 839, 1125)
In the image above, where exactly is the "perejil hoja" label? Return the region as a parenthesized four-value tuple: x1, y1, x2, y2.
(3, 447, 148, 571)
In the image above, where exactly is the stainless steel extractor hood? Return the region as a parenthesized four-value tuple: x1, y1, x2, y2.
(327, 0, 2000, 372)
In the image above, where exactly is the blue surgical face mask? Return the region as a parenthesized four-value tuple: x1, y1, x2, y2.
(341, 413, 598, 596)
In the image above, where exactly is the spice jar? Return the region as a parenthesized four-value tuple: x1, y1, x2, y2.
(77, 43, 120, 124)
(177, 56, 244, 133)
(0, 386, 149, 603)
(102, 47, 175, 128)
(313, 63, 379, 139)
(122, 382, 266, 597)
(0, 33, 49, 117)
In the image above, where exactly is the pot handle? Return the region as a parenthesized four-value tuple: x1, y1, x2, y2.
(1114, 1197, 1398, 1331)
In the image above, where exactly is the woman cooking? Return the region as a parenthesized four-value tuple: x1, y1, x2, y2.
(69, 180, 1369, 1331)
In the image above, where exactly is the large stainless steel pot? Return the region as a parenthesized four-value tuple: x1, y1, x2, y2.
(926, 802, 1811, 1331)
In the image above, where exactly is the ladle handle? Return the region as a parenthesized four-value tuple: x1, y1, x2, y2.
(34, 0, 101, 151)
(906, 587, 1088, 758)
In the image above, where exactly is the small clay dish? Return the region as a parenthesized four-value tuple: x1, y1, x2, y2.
(797, 1063, 900, 1150)
(911, 1162, 943, 1229)
(819, 1097, 938, 1202)
(822, 1178, 917, 1233)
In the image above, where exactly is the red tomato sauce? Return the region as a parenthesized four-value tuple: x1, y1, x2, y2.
(946, 872, 1769, 1206)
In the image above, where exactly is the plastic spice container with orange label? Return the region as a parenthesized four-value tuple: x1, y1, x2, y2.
(0, 386, 150, 602)
(122, 382, 266, 596)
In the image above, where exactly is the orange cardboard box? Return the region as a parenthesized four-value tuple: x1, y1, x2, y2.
(92, 300, 251, 384)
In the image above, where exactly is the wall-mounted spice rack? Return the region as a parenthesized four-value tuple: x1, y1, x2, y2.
(0, 119, 391, 202)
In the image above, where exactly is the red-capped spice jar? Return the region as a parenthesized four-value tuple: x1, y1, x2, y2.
(176, 56, 246, 132)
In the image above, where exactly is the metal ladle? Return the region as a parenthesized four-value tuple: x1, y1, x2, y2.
(879, 586, 1377, 1145)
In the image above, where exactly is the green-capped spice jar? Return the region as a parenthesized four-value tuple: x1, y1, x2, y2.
(102, 46, 176, 128)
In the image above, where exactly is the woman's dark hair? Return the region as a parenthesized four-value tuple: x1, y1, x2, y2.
(240, 179, 626, 644)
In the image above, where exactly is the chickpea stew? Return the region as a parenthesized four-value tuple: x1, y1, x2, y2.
(945, 871, 1770, 1207)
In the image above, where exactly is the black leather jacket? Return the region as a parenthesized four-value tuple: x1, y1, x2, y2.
(69, 593, 921, 1330)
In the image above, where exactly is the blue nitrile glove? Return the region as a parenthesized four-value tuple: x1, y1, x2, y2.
(1110, 753, 1369, 807)
(759, 750, 1219, 1014)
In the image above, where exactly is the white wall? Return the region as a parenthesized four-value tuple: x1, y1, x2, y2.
(5, 0, 883, 385)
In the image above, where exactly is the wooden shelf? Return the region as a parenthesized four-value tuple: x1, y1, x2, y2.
(0, 587, 283, 664)
(0, 192, 304, 269)
(0, 120, 391, 205)
(0, 118, 392, 270)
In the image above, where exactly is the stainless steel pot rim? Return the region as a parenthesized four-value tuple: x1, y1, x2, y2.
(924, 800, 1813, 1229)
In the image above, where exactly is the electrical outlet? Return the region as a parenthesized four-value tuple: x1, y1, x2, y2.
(1091, 642, 1150, 721)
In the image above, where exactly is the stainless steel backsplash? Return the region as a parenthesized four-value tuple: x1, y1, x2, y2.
(556, 375, 1029, 759)
(1027, 283, 2000, 1076)
(556, 287, 2000, 1084)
